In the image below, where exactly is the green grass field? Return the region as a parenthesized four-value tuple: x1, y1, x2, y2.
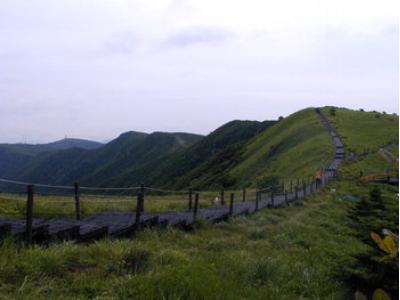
(0, 179, 397, 299)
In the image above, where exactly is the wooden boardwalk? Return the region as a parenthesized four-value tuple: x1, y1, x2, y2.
(0, 108, 346, 243)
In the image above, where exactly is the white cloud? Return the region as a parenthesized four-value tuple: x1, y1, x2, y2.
(0, 0, 398, 143)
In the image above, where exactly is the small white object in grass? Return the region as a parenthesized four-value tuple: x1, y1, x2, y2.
(214, 197, 219, 204)
(330, 188, 336, 193)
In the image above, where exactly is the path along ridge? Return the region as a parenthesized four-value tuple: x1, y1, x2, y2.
(0, 108, 346, 243)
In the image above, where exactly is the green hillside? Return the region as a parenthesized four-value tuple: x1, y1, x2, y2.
(323, 107, 399, 179)
(322, 107, 399, 154)
(229, 108, 334, 187)
(0, 138, 103, 180)
(15, 132, 202, 186)
(131, 120, 276, 189)
(0, 148, 33, 180)
(81, 132, 203, 187)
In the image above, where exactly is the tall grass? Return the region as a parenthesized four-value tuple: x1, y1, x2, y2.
(2, 178, 394, 299)
(0, 189, 258, 220)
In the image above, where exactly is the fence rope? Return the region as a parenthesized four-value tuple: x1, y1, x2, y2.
(144, 186, 188, 194)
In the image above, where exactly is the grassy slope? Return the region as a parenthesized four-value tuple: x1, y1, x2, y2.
(323, 107, 399, 178)
(322, 107, 399, 154)
(229, 108, 333, 186)
(0, 106, 398, 299)
(111, 120, 275, 189)
(0, 181, 397, 299)
(0, 187, 369, 299)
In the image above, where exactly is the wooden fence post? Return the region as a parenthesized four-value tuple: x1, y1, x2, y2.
(303, 181, 306, 195)
(284, 190, 288, 204)
(135, 190, 143, 227)
(188, 188, 193, 210)
(242, 187, 246, 202)
(255, 190, 259, 210)
(74, 182, 81, 220)
(229, 193, 234, 216)
(295, 185, 298, 200)
(193, 193, 199, 220)
(290, 180, 293, 193)
(221, 190, 225, 205)
(26, 184, 34, 244)
(140, 183, 145, 212)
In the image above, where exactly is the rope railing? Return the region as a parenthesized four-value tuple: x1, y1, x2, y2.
(143, 186, 188, 194)
(0, 169, 337, 244)
(0, 161, 336, 222)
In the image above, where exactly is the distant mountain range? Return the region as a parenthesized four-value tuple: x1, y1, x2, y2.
(0, 120, 276, 189)
(0, 138, 103, 155)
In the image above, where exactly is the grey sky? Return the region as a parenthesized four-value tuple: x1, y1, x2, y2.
(0, 0, 398, 143)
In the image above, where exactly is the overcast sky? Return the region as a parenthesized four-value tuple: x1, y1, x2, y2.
(0, 0, 398, 143)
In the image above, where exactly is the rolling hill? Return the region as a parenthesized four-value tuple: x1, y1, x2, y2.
(14, 131, 203, 186)
(1, 106, 397, 191)
(46, 138, 103, 150)
(0, 138, 104, 180)
(108, 120, 276, 188)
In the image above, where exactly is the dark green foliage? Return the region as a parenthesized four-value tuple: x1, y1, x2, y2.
(347, 185, 399, 297)
(349, 187, 393, 241)
(369, 187, 385, 210)
(329, 107, 336, 116)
